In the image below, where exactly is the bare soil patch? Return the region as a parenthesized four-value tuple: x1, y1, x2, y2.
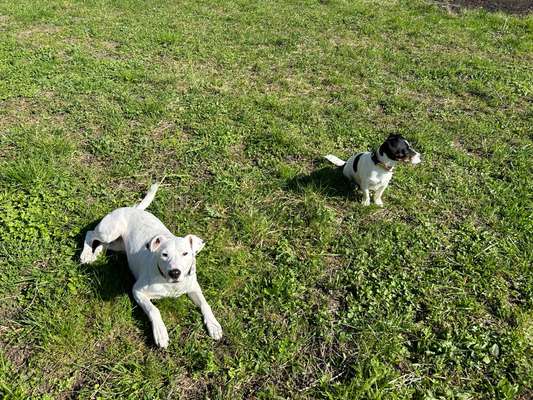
(446, 0, 533, 14)
(16, 24, 61, 39)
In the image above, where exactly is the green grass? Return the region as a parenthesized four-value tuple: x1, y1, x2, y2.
(0, 0, 532, 398)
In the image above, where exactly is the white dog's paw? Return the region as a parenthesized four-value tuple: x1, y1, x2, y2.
(361, 199, 371, 206)
(80, 248, 97, 264)
(152, 321, 169, 348)
(374, 199, 384, 207)
(205, 318, 223, 340)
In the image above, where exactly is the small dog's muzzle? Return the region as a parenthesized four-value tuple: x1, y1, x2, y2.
(410, 153, 421, 165)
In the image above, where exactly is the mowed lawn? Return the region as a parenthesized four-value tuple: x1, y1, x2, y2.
(0, 0, 531, 398)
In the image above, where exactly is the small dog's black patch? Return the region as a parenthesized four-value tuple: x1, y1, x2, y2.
(352, 153, 362, 174)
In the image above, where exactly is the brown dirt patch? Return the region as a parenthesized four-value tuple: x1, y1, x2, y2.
(441, 0, 533, 14)
(0, 96, 66, 131)
(16, 24, 62, 39)
(3, 343, 33, 370)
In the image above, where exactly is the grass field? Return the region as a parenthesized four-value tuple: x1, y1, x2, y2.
(0, 0, 532, 398)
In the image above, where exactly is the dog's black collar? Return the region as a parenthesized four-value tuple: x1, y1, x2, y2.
(187, 261, 195, 277)
(157, 263, 166, 279)
(372, 151, 394, 171)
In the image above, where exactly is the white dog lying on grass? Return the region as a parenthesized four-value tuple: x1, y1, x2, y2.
(80, 183, 222, 348)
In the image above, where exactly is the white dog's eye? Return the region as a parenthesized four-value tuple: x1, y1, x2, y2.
(182, 252, 188, 256)
(162, 252, 168, 258)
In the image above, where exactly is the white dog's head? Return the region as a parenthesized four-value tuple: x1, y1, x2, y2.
(147, 234, 205, 282)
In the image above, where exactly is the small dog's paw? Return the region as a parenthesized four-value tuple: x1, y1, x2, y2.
(374, 199, 384, 207)
(361, 199, 371, 206)
(153, 321, 169, 348)
(205, 318, 223, 340)
(80, 249, 97, 264)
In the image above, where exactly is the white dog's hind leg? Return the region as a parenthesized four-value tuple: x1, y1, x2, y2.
(133, 287, 169, 348)
(80, 230, 102, 264)
(188, 289, 223, 340)
(80, 213, 124, 264)
(106, 237, 125, 252)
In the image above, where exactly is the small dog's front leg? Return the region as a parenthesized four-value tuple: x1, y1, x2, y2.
(374, 186, 386, 207)
(360, 185, 371, 206)
(133, 288, 169, 348)
(188, 289, 223, 340)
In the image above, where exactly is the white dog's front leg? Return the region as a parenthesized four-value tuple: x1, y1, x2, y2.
(188, 289, 222, 340)
(133, 288, 169, 348)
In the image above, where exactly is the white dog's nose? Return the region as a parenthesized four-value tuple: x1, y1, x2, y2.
(168, 269, 181, 280)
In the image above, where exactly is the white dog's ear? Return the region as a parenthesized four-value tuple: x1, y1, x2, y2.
(147, 235, 167, 252)
(186, 234, 205, 255)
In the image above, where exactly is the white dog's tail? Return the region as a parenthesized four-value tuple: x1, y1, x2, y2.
(135, 183, 160, 210)
(324, 154, 346, 167)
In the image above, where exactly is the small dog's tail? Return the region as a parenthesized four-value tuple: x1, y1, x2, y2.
(135, 183, 160, 210)
(324, 154, 346, 167)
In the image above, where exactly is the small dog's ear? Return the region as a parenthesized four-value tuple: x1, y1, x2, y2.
(186, 234, 205, 255)
(388, 133, 403, 141)
(147, 235, 167, 252)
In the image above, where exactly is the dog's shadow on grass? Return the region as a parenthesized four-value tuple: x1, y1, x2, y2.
(74, 220, 154, 346)
(285, 162, 358, 200)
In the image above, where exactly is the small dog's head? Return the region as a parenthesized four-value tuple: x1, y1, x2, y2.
(379, 134, 421, 165)
(147, 234, 205, 283)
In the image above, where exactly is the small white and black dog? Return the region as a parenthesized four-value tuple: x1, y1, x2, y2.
(80, 183, 222, 348)
(325, 134, 421, 206)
